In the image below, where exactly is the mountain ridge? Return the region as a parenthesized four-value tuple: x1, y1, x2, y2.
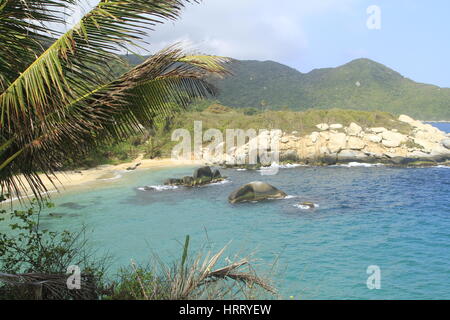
(122, 55, 450, 120)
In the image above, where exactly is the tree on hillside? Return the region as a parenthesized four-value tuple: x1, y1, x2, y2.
(0, 0, 229, 201)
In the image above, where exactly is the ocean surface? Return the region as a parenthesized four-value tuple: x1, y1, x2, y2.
(2, 123, 449, 300)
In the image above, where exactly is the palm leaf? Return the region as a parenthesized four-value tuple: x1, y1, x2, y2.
(0, 45, 230, 201)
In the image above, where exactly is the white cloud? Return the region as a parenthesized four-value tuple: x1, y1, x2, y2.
(143, 0, 357, 61)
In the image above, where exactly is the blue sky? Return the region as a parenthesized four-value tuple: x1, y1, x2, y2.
(73, 0, 450, 87)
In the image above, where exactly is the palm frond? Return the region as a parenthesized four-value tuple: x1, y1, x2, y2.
(0, 46, 230, 201)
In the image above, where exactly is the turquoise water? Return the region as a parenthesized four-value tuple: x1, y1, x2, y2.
(4, 164, 450, 300)
(1, 123, 449, 300)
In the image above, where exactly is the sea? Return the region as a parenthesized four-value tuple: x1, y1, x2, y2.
(1, 123, 449, 300)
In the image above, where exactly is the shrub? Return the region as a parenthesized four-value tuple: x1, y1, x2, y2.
(0, 201, 108, 299)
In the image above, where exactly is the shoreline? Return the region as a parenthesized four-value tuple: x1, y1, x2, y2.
(5, 157, 205, 204)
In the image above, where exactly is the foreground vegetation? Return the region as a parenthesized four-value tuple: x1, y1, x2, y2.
(0, 204, 275, 300)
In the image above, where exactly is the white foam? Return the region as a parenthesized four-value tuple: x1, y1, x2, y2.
(335, 162, 384, 168)
(236, 168, 247, 171)
(99, 173, 123, 181)
(4, 190, 58, 203)
(267, 162, 307, 169)
(138, 185, 178, 192)
(294, 203, 320, 210)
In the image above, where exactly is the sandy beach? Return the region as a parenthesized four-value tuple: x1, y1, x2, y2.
(6, 156, 205, 203)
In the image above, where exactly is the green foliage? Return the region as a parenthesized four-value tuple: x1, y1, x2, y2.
(0, 201, 107, 299)
(0, 1, 229, 200)
(211, 59, 450, 120)
(122, 56, 450, 120)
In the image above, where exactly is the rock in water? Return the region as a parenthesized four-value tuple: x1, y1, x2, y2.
(193, 166, 214, 179)
(182, 176, 194, 185)
(164, 178, 182, 186)
(228, 181, 287, 204)
(300, 202, 316, 209)
(212, 169, 222, 179)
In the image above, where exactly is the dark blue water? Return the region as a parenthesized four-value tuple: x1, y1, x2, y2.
(4, 163, 449, 300)
(427, 122, 450, 133)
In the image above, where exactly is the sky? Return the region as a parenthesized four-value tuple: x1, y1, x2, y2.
(71, 0, 450, 88)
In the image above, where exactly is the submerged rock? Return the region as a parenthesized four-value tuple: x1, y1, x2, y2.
(60, 202, 87, 210)
(228, 181, 287, 204)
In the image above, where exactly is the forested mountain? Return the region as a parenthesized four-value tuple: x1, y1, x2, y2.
(123, 55, 450, 120)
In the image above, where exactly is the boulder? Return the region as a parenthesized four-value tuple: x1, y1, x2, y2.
(280, 150, 300, 162)
(327, 133, 347, 153)
(337, 150, 368, 162)
(381, 131, 407, 148)
(316, 123, 329, 131)
(228, 181, 287, 204)
(310, 132, 320, 143)
(370, 127, 387, 134)
(193, 166, 214, 179)
(366, 134, 382, 143)
(329, 124, 343, 130)
(382, 140, 401, 148)
(442, 139, 450, 150)
(164, 178, 182, 186)
(212, 169, 222, 179)
(299, 202, 316, 209)
(346, 123, 363, 136)
(182, 176, 194, 185)
(399, 115, 415, 123)
(347, 137, 366, 150)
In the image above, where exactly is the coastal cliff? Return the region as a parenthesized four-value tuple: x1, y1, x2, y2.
(205, 115, 450, 166)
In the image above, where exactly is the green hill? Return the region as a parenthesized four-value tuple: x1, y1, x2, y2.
(212, 58, 450, 120)
(122, 55, 450, 120)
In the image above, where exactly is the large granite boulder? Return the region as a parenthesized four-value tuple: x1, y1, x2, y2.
(347, 137, 366, 150)
(228, 182, 287, 204)
(381, 131, 407, 148)
(327, 133, 347, 153)
(346, 123, 363, 136)
(193, 166, 214, 179)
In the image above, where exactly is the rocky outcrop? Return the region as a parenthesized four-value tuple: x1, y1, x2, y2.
(228, 182, 287, 204)
(204, 115, 450, 166)
(165, 166, 226, 187)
